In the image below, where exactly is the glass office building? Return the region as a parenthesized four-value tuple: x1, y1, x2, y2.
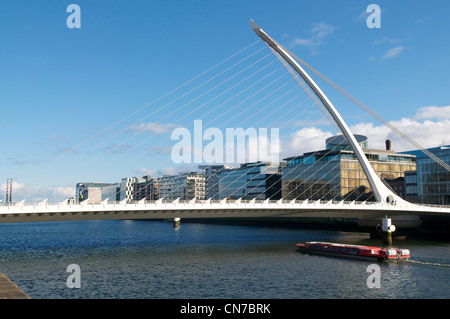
(404, 170, 419, 203)
(198, 165, 234, 200)
(282, 135, 416, 201)
(217, 161, 285, 200)
(402, 146, 450, 205)
(158, 172, 206, 200)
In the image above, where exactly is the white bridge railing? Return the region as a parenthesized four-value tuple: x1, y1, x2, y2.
(1, 198, 449, 214)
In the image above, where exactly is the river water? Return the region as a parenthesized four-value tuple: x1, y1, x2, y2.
(0, 219, 448, 299)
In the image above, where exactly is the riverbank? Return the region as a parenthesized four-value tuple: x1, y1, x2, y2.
(0, 272, 30, 299)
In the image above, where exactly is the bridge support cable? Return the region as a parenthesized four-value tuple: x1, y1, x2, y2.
(204, 84, 343, 202)
(83, 69, 295, 199)
(77, 53, 289, 189)
(219, 119, 387, 203)
(283, 47, 450, 172)
(259, 47, 358, 201)
(263, 47, 366, 200)
(191, 50, 348, 201)
(228, 129, 356, 202)
(198, 61, 373, 202)
(13, 40, 263, 188)
(266, 46, 340, 133)
(118, 53, 329, 202)
(115, 76, 315, 202)
(101, 41, 352, 203)
(21, 41, 282, 201)
(19, 29, 361, 206)
(189, 55, 369, 203)
(195, 98, 320, 200)
(133, 121, 364, 204)
(46, 58, 283, 190)
(235, 28, 358, 203)
(60, 42, 304, 203)
(31, 46, 269, 185)
(192, 97, 322, 202)
(172, 60, 344, 203)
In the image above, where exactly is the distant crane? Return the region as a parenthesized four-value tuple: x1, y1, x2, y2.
(5, 178, 12, 203)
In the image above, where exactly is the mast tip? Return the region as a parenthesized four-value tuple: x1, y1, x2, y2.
(249, 19, 260, 31)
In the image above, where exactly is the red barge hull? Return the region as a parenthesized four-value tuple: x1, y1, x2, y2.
(296, 242, 410, 262)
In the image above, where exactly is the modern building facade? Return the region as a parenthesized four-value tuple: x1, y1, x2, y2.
(119, 178, 136, 201)
(75, 182, 120, 203)
(198, 165, 234, 200)
(158, 172, 206, 200)
(281, 135, 416, 201)
(401, 145, 450, 205)
(133, 176, 159, 201)
(118, 176, 159, 201)
(404, 170, 419, 203)
(217, 161, 285, 200)
(385, 177, 405, 199)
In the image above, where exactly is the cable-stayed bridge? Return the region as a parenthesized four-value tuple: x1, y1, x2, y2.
(1, 21, 449, 234)
(0, 198, 448, 225)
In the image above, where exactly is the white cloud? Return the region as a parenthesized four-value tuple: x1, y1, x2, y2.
(246, 132, 281, 163)
(1, 181, 75, 203)
(282, 127, 334, 157)
(373, 37, 400, 46)
(414, 105, 450, 120)
(49, 186, 75, 200)
(291, 38, 319, 47)
(129, 122, 179, 134)
(356, 9, 368, 20)
(310, 23, 338, 40)
(281, 105, 450, 157)
(381, 46, 404, 60)
(290, 22, 338, 52)
(350, 117, 450, 151)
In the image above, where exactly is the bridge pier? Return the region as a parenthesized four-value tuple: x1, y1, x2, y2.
(376, 216, 396, 246)
(382, 230, 392, 246)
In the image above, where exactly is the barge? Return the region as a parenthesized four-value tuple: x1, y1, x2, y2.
(296, 241, 410, 262)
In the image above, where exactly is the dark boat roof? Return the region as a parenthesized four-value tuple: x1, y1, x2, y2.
(305, 241, 384, 250)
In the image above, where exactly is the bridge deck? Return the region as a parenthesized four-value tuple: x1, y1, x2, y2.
(1, 200, 449, 224)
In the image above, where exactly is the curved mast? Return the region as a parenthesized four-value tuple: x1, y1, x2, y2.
(250, 19, 406, 204)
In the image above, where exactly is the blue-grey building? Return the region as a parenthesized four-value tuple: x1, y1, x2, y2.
(217, 161, 285, 200)
(401, 145, 450, 205)
(198, 165, 234, 200)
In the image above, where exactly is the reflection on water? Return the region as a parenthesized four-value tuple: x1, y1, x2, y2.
(0, 220, 449, 299)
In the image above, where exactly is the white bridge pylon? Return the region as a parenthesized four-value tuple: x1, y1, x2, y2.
(250, 19, 406, 206)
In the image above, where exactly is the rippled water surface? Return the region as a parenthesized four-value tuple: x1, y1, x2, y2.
(0, 220, 449, 299)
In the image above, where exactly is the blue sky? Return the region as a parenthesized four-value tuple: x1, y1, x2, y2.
(1, 0, 449, 201)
